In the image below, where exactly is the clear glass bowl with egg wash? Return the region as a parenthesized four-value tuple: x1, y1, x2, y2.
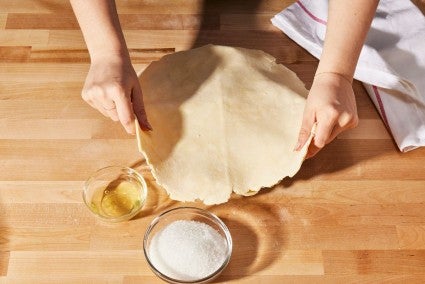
(143, 207, 233, 284)
(83, 166, 147, 222)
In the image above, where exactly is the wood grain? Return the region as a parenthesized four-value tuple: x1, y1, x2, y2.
(397, 226, 425, 249)
(1, 0, 425, 283)
(0, 13, 7, 29)
(323, 250, 425, 275)
(0, 30, 49, 46)
(6, 13, 220, 30)
(220, 14, 277, 31)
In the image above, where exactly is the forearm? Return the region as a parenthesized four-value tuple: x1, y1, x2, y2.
(70, 0, 129, 61)
(316, 0, 379, 81)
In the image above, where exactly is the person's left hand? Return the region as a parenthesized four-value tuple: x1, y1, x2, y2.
(294, 72, 359, 158)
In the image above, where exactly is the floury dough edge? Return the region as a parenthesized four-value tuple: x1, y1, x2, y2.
(136, 45, 312, 205)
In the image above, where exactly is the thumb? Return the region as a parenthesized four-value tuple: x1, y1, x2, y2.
(294, 111, 315, 151)
(131, 84, 152, 131)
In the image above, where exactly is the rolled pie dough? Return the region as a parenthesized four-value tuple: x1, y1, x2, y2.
(136, 45, 312, 205)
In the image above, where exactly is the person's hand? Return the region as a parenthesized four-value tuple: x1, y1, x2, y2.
(295, 72, 359, 158)
(81, 54, 151, 134)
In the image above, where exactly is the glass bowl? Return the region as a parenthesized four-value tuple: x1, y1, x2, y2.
(143, 207, 232, 283)
(83, 166, 147, 222)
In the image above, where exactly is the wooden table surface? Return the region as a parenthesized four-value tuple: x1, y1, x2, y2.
(1, 0, 425, 283)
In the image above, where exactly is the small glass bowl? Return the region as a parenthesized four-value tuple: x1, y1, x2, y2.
(83, 166, 147, 222)
(143, 207, 233, 283)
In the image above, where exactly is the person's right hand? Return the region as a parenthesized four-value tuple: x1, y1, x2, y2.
(81, 53, 151, 134)
(295, 72, 359, 158)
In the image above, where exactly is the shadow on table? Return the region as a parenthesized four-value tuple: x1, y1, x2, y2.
(191, 0, 291, 59)
(284, 134, 394, 187)
(208, 199, 287, 282)
(128, 159, 178, 220)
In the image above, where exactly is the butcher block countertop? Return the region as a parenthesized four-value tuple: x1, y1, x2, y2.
(1, 0, 425, 283)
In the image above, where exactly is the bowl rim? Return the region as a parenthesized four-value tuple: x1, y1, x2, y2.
(143, 206, 233, 283)
(82, 165, 148, 222)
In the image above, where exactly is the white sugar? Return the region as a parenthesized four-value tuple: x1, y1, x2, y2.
(148, 220, 228, 281)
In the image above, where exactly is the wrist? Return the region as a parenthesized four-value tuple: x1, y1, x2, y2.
(314, 71, 353, 84)
(89, 47, 131, 65)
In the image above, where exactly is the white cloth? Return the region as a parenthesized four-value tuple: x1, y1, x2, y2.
(271, 0, 425, 152)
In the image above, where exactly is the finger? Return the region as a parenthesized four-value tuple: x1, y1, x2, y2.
(339, 112, 359, 130)
(294, 109, 315, 151)
(306, 144, 321, 159)
(306, 128, 340, 160)
(306, 125, 343, 159)
(113, 89, 136, 135)
(105, 109, 119, 121)
(85, 98, 96, 109)
(307, 118, 351, 159)
(93, 90, 119, 121)
(92, 100, 110, 118)
(322, 115, 358, 146)
(82, 89, 98, 110)
(307, 121, 350, 159)
(314, 114, 338, 148)
(131, 84, 152, 131)
(84, 87, 116, 119)
(326, 125, 345, 145)
(98, 100, 119, 121)
(96, 98, 119, 121)
(321, 112, 358, 145)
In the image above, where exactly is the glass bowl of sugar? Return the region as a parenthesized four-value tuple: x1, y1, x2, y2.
(143, 207, 232, 283)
